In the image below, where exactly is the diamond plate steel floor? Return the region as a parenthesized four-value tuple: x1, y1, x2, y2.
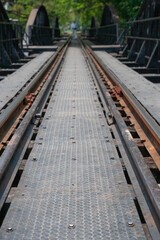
(0, 52, 54, 111)
(0, 41, 146, 240)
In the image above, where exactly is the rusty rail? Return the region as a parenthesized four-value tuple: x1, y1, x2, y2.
(0, 38, 70, 211)
(80, 37, 160, 238)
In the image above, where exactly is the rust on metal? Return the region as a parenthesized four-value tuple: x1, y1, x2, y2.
(86, 46, 160, 172)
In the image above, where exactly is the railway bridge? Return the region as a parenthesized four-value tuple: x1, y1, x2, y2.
(0, 0, 160, 239)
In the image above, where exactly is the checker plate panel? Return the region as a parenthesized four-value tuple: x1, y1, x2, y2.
(0, 42, 146, 239)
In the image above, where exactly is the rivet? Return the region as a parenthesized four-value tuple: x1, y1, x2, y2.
(32, 157, 37, 161)
(6, 227, 13, 232)
(68, 224, 75, 229)
(127, 221, 134, 227)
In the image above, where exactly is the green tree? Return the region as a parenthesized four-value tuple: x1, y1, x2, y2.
(6, 0, 143, 29)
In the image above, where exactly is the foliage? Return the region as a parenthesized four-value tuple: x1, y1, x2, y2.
(5, 0, 143, 29)
(110, 0, 143, 22)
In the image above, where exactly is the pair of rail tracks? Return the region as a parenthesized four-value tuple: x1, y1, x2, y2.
(0, 38, 70, 220)
(80, 38, 160, 239)
(0, 37, 159, 239)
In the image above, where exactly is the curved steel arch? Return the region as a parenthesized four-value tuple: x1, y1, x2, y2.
(100, 5, 113, 26)
(100, 4, 119, 27)
(25, 5, 52, 45)
(89, 16, 98, 37)
(98, 4, 119, 44)
(91, 16, 98, 28)
(26, 5, 50, 27)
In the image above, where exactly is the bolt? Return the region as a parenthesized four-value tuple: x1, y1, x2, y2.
(32, 157, 37, 161)
(127, 222, 134, 227)
(68, 224, 76, 229)
(35, 113, 41, 119)
(6, 227, 13, 232)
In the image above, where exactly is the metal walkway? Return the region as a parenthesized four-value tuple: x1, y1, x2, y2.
(0, 52, 54, 110)
(0, 41, 146, 239)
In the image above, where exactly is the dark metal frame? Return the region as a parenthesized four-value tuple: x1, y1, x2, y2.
(120, 17, 160, 71)
(26, 25, 52, 46)
(87, 23, 119, 44)
(0, 1, 24, 68)
(87, 4, 119, 44)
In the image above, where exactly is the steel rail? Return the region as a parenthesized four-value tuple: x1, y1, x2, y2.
(0, 39, 69, 129)
(80, 38, 160, 235)
(82, 40, 160, 153)
(0, 39, 70, 210)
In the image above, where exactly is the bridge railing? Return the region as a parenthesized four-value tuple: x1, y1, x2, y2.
(121, 17, 160, 69)
(87, 23, 119, 44)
